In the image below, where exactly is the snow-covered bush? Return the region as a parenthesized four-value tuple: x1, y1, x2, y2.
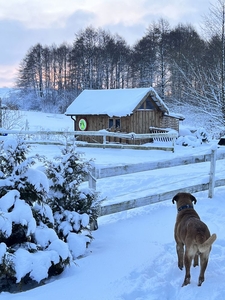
(0, 138, 100, 291)
(195, 127, 209, 142)
(45, 144, 100, 260)
(176, 126, 209, 147)
(0, 137, 71, 292)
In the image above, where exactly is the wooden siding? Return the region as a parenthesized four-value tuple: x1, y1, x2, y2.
(161, 115, 179, 131)
(75, 115, 106, 143)
(76, 111, 162, 133)
(76, 115, 109, 131)
(128, 110, 162, 133)
(75, 109, 178, 144)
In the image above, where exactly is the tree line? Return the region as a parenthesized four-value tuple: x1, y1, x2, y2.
(15, 1, 225, 127)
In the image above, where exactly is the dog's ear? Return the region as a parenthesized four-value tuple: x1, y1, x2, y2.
(172, 195, 178, 204)
(191, 195, 197, 204)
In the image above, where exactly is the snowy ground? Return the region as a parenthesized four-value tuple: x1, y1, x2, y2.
(1, 111, 225, 300)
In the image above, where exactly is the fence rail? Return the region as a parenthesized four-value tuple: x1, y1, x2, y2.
(2, 129, 221, 217)
(88, 148, 225, 181)
(0, 129, 177, 151)
(99, 179, 225, 216)
(87, 148, 224, 216)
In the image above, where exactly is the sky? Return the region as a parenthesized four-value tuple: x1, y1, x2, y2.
(0, 0, 218, 88)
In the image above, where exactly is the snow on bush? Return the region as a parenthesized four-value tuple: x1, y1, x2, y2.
(55, 210, 89, 236)
(34, 227, 58, 247)
(178, 126, 192, 137)
(54, 210, 91, 259)
(177, 125, 209, 147)
(45, 144, 100, 234)
(0, 138, 100, 292)
(13, 246, 70, 284)
(48, 239, 71, 261)
(33, 202, 54, 226)
(67, 232, 90, 259)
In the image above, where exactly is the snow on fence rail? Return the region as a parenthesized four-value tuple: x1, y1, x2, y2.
(0, 129, 177, 152)
(90, 149, 225, 180)
(88, 147, 225, 181)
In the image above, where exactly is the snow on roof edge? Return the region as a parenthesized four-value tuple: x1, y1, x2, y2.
(65, 87, 170, 117)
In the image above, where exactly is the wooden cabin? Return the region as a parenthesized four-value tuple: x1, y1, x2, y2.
(65, 87, 183, 144)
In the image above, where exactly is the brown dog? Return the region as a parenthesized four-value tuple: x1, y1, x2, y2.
(172, 192, 216, 287)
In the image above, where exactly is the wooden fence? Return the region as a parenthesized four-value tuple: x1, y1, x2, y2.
(87, 147, 225, 216)
(0, 129, 177, 152)
(1, 128, 222, 217)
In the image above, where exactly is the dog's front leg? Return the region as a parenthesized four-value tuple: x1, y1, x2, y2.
(176, 242, 184, 270)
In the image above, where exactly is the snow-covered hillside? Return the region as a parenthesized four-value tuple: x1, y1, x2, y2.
(15, 110, 73, 131)
(0, 88, 12, 98)
(0, 110, 225, 300)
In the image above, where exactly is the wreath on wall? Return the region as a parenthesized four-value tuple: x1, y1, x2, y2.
(78, 118, 88, 131)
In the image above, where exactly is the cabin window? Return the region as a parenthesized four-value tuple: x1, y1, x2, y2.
(137, 99, 154, 110)
(146, 99, 154, 109)
(108, 118, 121, 129)
(109, 118, 114, 128)
(115, 118, 120, 128)
(139, 102, 145, 109)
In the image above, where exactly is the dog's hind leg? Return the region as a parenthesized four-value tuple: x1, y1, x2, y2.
(176, 242, 184, 270)
(193, 254, 199, 267)
(182, 247, 195, 287)
(198, 251, 210, 286)
(182, 258, 191, 285)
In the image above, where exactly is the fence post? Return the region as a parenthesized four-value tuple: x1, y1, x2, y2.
(103, 134, 106, 144)
(208, 147, 217, 198)
(172, 136, 175, 153)
(88, 166, 96, 190)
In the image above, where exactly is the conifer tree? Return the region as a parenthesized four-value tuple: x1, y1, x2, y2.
(0, 137, 71, 292)
(45, 144, 100, 259)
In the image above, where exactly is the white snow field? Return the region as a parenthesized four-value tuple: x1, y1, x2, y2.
(0, 111, 225, 300)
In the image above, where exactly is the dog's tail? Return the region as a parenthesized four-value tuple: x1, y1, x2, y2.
(198, 233, 217, 253)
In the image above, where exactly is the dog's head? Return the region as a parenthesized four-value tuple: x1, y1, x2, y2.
(172, 192, 197, 210)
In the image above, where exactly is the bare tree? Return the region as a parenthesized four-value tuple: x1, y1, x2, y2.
(167, 24, 206, 103)
(132, 19, 171, 99)
(203, 0, 225, 123)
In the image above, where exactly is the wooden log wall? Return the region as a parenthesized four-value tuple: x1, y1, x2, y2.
(76, 110, 176, 144)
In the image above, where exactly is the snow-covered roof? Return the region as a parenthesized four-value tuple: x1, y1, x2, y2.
(65, 87, 170, 118)
(165, 112, 185, 120)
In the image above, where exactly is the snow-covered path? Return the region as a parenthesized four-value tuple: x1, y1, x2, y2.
(88, 188, 225, 300)
(1, 187, 224, 300)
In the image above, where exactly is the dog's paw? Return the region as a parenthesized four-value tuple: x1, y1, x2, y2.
(178, 263, 183, 270)
(182, 277, 190, 287)
(198, 277, 204, 286)
(193, 262, 199, 267)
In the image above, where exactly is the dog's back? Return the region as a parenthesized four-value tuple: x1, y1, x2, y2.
(175, 210, 210, 248)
